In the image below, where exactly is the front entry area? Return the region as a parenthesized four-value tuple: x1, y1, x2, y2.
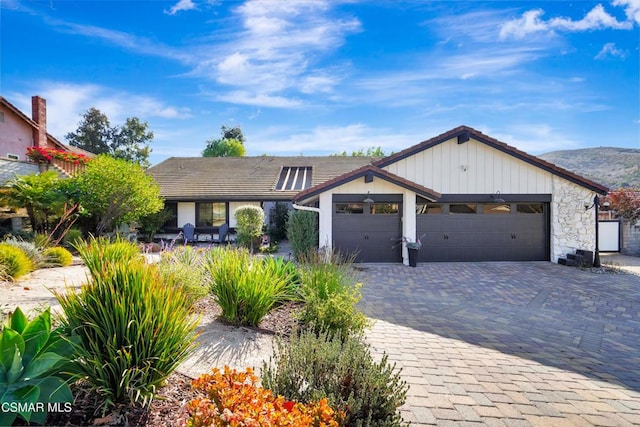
(332, 194, 403, 263)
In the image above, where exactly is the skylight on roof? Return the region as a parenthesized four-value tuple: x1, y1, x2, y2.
(276, 166, 312, 191)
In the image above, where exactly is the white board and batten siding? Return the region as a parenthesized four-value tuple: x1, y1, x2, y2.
(177, 202, 196, 228)
(383, 137, 554, 194)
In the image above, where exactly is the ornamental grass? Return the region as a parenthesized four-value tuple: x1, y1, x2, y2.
(56, 240, 199, 412)
(203, 247, 298, 326)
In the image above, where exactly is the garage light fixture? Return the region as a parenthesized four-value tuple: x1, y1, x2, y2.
(490, 191, 506, 203)
(363, 191, 375, 203)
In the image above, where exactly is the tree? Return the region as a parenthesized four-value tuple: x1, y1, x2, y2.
(76, 155, 163, 235)
(287, 210, 318, 260)
(2, 172, 80, 242)
(221, 125, 245, 143)
(609, 187, 640, 224)
(66, 108, 154, 166)
(202, 126, 246, 157)
(330, 147, 387, 157)
(66, 107, 112, 155)
(202, 139, 246, 157)
(111, 117, 154, 168)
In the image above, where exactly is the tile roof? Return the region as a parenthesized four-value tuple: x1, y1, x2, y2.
(148, 156, 377, 201)
(375, 125, 609, 194)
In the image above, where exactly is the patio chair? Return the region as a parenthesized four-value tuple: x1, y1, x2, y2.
(212, 223, 229, 245)
(182, 223, 197, 245)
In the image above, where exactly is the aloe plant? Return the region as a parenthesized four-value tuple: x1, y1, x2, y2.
(0, 307, 73, 426)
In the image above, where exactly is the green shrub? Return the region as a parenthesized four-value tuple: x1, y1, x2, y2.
(287, 210, 318, 260)
(203, 247, 297, 326)
(235, 205, 265, 253)
(55, 259, 198, 412)
(2, 237, 43, 267)
(0, 307, 74, 426)
(62, 228, 84, 250)
(268, 202, 290, 242)
(297, 250, 369, 340)
(156, 246, 208, 303)
(43, 246, 74, 267)
(74, 236, 142, 278)
(262, 330, 408, 427)
(0, 243, 34, 280)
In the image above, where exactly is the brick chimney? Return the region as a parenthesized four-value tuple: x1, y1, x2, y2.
(31, 96, 47, 148)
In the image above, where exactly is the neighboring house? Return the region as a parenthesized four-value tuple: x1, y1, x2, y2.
(0, 95, 93, 181)
(148, 156, 375, 235)
(293, 126, 608, 264)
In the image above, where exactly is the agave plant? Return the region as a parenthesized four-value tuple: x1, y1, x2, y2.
(0, 307, 73, 426)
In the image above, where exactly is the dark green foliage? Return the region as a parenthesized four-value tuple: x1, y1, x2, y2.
(262, 330, 408, 427)
(62, 228, 84, 250)
(0, 307, 74, 426)
(268, 202, 290, 242)
(234, 205, 265, 253)
(0, 243, 34, 280)
(287, 210, 318, 260)
(55, 247, 198, 411)
(138, 207, 175, 242)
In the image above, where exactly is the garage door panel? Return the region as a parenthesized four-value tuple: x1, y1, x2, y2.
(417, 203, 549, 262)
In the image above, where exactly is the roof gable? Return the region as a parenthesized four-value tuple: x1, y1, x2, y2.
(293, 165, 441, 204)
(375, 125, 608, 194)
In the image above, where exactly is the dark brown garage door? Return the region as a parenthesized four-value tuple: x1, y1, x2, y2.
(417, 202, 549, 262)
(332, 194, 403, 263)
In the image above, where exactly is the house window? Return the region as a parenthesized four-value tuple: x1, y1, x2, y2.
(416, 203, 443, 214)
(6, 153, 19, 160)
(163, 202, 178, 228)
(483, 204, 511, 214)
(276, 166, 313, 191)
(335, 203, 364, 214)
(517, 203, 544, 214)
(0, 112, 4, 122)
(196, 202, 227, 227)
(449, 204, 477, 214)
(370, 203, 399, 214)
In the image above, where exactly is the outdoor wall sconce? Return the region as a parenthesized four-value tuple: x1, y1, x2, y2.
(363, 191, 375, 203)
(490, 191, 506, 203)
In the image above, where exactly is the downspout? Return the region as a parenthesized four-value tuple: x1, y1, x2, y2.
(292, 203, 320, 213)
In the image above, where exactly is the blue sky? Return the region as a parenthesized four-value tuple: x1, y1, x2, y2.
(2, 0, 639, 166)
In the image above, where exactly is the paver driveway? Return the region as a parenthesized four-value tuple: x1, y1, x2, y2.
(357, 262, 640, 426)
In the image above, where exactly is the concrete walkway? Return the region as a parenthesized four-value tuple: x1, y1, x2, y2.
(357, 261, 640, 426)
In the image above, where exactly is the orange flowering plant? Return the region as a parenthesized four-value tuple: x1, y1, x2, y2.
(186, 366, 342, 427)
(26, 146, 91, 165)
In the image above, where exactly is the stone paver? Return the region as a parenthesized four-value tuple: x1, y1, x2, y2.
(358, 262, 640, 426)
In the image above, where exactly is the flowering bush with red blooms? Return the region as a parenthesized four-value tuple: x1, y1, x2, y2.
(187, 366, 341, 427)
(26, 146, 91, 165)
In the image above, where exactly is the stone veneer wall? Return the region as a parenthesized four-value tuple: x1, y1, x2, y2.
(622, 221, 640, 256)
(550, 176, 595, 262)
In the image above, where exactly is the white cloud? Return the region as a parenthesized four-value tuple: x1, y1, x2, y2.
(492, 124, 582, 154)
(197, 0, 361, 104)
(595, 42, 628, 59)
(613, 0, 640, 24)
(165, 0, 197, 15)
(8, 82, 190, 140)
(249, 124, 418, 155)
(500, 4, 633, 39)
(215, 90, 304, 109)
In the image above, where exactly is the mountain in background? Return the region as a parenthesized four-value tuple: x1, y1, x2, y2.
(539, 147, 640, 190)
